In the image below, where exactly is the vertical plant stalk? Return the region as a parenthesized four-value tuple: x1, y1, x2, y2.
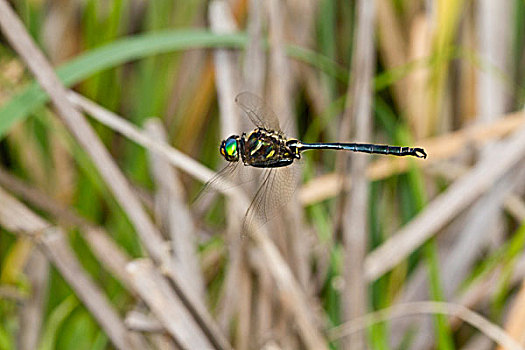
(376, 0, 409, 112)
(242, 3, 272, 342)
(340, 0, 376, 349)
(244, 0, 266, 95)
(145, 119, 205, 302)
(267, 0, 310, 290)
(268, 0, 294, 128)
(17, 250, 48, 350)
(209, 0, 241, 136)
(208, 1, 247, 342)
(477, 0, 513, 122)
(427, 0, 465, 134)
(406, 14, 432, 139)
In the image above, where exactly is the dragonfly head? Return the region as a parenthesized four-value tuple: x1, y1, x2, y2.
(220, 135, 240, 162)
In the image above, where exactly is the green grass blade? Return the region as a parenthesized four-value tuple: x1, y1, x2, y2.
(38, 295, 78, 350)
(0, 30, 246, 139)
(0, 30, 349, 140)
(0, 323, 14, 350)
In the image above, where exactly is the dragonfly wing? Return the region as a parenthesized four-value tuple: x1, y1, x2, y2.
(241, 165, 298, 238)
(192, 162, 238, 203)
(193, 161, 247, 204)
(235, 92, 281, 132)
(242, 169, 273, 237)
(272, 164, 299, 211)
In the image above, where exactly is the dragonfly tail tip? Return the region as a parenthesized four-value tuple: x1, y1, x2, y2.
(413, 148, 427, 159)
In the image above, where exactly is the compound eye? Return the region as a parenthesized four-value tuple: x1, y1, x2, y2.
(220, 137, 240, 162)
(224, 138, 238, 158)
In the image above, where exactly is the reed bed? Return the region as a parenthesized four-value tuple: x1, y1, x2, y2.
(0, 0, 524, 349)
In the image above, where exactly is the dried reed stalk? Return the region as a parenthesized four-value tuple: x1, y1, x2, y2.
(328, 301, 524, 350)
(209, 3, 249, 347)
(0, 187, 147, 350)
(339, 0, 376, 349)
(145, 119, 205, 301)
(127, 259, 214, 350)
(0, 167, 136, 293)
(17, 250, 48, 350)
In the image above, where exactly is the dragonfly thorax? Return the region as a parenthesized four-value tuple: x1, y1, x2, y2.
(239, 128, 300, 168)
(220, 129, 300, 168)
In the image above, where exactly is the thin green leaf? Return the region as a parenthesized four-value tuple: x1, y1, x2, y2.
(38, 295, 78, 350)
(0, 30, 349, 139)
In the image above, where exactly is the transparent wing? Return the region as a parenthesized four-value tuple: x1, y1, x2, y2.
(193, 162, 238, 204)
(193, 161, 255, 204)
(241, 164, 299, 238)
(235, 92, 281, 132)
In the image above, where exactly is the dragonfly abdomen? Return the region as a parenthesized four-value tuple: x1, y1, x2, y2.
(295, 141, 427, 158)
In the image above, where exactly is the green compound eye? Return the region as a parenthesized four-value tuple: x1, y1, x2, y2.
(225, 138, 237, 157)
(220, 136, 239, 162)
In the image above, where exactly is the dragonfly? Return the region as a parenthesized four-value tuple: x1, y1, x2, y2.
(215, 92, 426, 236)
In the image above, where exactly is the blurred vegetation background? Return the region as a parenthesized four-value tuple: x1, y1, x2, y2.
(0, 0, 525, 349)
